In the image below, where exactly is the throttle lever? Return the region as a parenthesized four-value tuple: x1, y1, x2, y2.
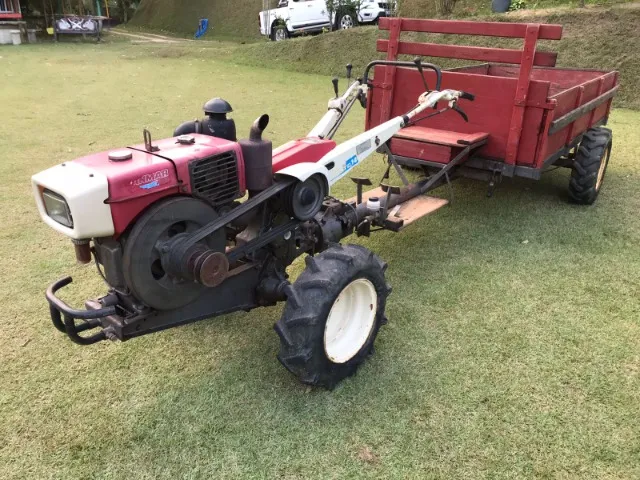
(452, 103, 469, 122)
(413, 57, 430, 93)
(414, 57, 437, 110)
(332, 77, 339, 98)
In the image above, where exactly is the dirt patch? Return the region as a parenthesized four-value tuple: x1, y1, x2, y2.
(110, 29, 187, 44)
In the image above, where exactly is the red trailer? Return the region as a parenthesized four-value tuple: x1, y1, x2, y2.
(366, 17, 619, 203)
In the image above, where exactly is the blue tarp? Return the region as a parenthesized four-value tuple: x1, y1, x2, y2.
(195, 18, 209, 39)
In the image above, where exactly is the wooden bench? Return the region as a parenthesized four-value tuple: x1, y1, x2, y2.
(391, 127, 489, 164)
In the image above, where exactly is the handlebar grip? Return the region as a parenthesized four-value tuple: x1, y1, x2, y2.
(459, 91, 475, 101)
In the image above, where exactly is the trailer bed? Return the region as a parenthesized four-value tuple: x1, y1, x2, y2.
(365, 18, 619, 179)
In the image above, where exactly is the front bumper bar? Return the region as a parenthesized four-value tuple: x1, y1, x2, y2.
(46, 276, 117, 345)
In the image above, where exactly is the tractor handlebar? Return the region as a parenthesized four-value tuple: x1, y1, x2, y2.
(362, 59, 442, 92)
(459, 91, 475, 101)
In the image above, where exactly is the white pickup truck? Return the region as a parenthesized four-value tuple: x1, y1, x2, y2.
(259, 0, 394, 41)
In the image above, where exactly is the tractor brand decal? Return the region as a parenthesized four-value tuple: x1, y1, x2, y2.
(140, 180, 160, 190)
(130, 169, 170, 190)
(356, 139, 371, 156)
(344, 155, 359, 172)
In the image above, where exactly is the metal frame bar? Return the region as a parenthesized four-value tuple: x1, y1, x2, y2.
(394, 154, 544, 180)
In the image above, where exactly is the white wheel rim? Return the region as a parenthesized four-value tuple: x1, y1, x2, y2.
(324, 278, 377, 364)
(275, 28, 286, 41)
(595, 147, 610, 191)
(341, 15, 354, 29)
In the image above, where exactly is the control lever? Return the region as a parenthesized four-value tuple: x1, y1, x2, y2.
(451, 91, 473, 122)
(413, 57, 431, 93)
(332, 77, 339, 98)
(346, 63, 352, 85)
(414, 57, 437, 109)
(452, 103, 469, 122)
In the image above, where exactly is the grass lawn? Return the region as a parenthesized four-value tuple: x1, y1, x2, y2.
(0, 42, 639, 479)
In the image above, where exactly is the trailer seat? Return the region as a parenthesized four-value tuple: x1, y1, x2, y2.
(395, 127, 488, 147)
(391, 127, 489, 164)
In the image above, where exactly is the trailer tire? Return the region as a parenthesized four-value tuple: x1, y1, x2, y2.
(275, 244, 390, 389)
(568, 127, 612, 205)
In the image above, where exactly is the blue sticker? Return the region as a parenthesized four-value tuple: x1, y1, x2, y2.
(140, 180, 160, 190)
(345, 155, 359, 172)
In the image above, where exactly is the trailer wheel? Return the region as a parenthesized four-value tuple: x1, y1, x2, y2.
(568, 127, 612, 205)
(275, 244, 390, 389)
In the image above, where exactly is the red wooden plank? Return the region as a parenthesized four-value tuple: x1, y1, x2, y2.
(447, 64, 490, 74)
(604, 72, 619, 121)
(390, 138, 453, 164)
(395, 126, 489, 147)
(516, 104, 547, 166)
(549, 84, 581, 120)
(504, 24, 540, 165)
(377, 67, 517, 160)
(593, 72, 617, 126)
(569, 79, 600, 137)
(566, 86, 585, 144)
(533, 100, 557, 169)
(492, 65, 605, 88)
(379, 18, 402, 125)
(377, 40, 557, 67)
(588, 77, 605, 127)
(378, 18, 563, 40)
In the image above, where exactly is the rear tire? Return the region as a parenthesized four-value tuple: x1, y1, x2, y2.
(275, 244, 391, 389)
(336, 11, 357, 30)
(568, 127, 612, 205)
(270, 24, 288, 41)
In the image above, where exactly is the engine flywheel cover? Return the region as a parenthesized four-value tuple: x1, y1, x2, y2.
(122, 197, 226, 311)
(287, 175, 326, 221)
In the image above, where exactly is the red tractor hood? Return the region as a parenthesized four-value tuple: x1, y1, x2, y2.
(72, 134, 244, 204)
(70, 134, 244, 236)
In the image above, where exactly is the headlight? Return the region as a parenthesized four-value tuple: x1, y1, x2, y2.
(42, 189, 73, 228)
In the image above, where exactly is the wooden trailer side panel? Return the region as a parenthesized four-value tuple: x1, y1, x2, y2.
(367, 67, 551, 166)
(370, 18, 619, 173)
(541, 71, 617, 167)
(366, 67, 516, 160)
(376, 39, 559, 67)
(378, 17, 563, 40)
(372, 17, 564, 171)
